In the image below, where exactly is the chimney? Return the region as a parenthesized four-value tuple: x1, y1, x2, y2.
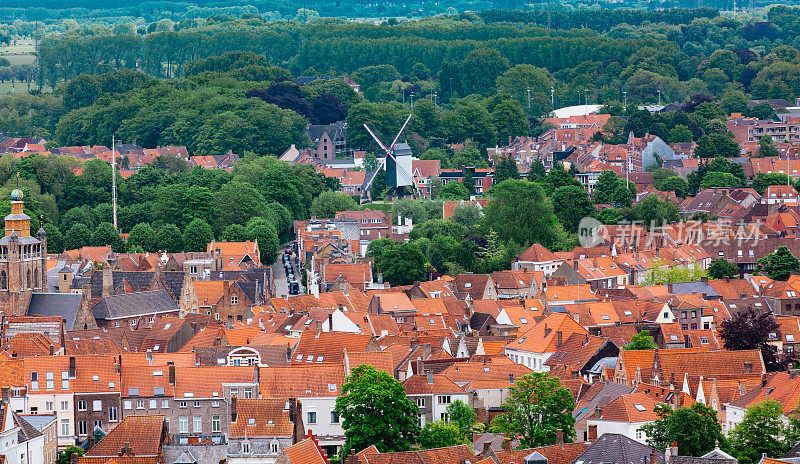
(102, 267, 113, 298)
(650, 448, 658, 464)
(49, 345, 54, 356)
(69, 356, 76, 377)
(426, 371, 433, 384)
(555, 429, 564, 446)
(119, 442, 134, 457)
(328, 312, 334, 331)
(556, 331, 563, 348)
(421, 343, 432, 359)
(482, 441, 492, 455)
(1, 387, 9, 404)
(168, 363, 175, 385)
(231, 395, 238, 422)
(254, 365, 260, 385)
(502, 437, 512, 453)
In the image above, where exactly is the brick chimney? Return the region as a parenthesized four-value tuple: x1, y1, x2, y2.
(69, 356, 76, 378)
(1, 387, 9, 404)
(650, 448, 658, 464)
(102, 267, 113, 299)
(555, 429, 564, 446)
(556, 331, 563, 348)
(502, 437, 512, 453)
(482, 441, 492, 455)
(168, 363, 175, 385)
(231, 395, 238, 422)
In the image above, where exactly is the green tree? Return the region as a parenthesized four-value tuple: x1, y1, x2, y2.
(60, 74, 101, 111)
(756, 246, 800, 281)
(695, 133, 740, 158)
(669, 124, 694, 143)
(222, 224, 248, 242)
(43, 223, 64, 254)
(460, 48, 510, 96)
(127, 222, 156, 252)
(552, 185, 594, 232)
(759, 135, 779, 158)
(64, 223, 91, 251)
(57, 446, 85, 464)
(373, 241, 426, 286)
(492, 100, 528, 142)
(92, 222, 124, 252)
(527, 158, 547, 181)
(752, 173, 790, 195)
(371, 168, 387, 201)
(656, 176, 689, 198)
(491, 372, 575, 448)
(335, 364, 420, 455)
(641, 403, 726, 456)
(439, 181, 470, 200)
(484, 180, 563, 249)
(450, 204, 483, 228)
(310, 191, 358, 218)
(155, 223, 182, 253)
(418, 421, 467, 449)
(708, 258, 739, 279)
(182, 218, 214, 253)
(214, 181, 266, 231)
(593, 170, 623, 205)
(631, 195, 679, 229)
(246, 218, 279, 265)
(623, 330, 657, 350)
(493, 157, 520, 185)
(446, 400, 478, 440)
(729, 400, 792, 464)
(700, 172, 743, 189)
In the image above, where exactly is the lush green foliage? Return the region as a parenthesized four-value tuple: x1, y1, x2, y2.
(641, 403, 726, 456)
(623, 330, 657, 350)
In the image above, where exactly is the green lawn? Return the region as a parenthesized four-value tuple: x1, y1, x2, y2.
(1, 41, 37, 67)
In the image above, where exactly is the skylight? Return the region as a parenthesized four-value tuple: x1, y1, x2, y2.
(633, 403, 646, 412)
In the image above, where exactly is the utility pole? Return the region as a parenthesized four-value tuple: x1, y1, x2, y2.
(623, 91, 628, 110)
(551, 87, 555, 111)
(657, 89, 662, 106)
(585, 89, 588, 115)
(526, 87, 531, 108)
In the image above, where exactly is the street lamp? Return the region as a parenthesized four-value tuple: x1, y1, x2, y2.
(657, 89, 662, 106)
(551, 87, 555, 111)
(623, 91, 628, 110)
(526, 87, 531, 108)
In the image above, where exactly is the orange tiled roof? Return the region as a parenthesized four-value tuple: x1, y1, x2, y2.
(260, 364, 346, 398)
(84, 415, 165, 457)
(229, 398, 294, 438)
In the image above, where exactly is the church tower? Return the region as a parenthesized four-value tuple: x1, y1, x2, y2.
(0, 189, 47, 316)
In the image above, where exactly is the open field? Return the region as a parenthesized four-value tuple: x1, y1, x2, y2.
(1, 41, 36, 67)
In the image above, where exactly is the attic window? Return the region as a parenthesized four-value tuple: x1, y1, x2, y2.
(109, 382, 115, 388)
(484, 367, 490, 372)
(317, 356, 324, 362)
(789, 291, 797, 297)
(464, 283, 472, 288)
(670, 335, 678, 341)
(164, 323, 172, 329)
(729, 304, 737, 308)
(700, 337, 709, 344)
(429, 319, 435, 324)
(601, 315, 610, 321)
(633, 403, 646, 412)
(153, 344, 161, 351)
(296, 354, 303, 361)
(306, 355, 314, 362)
(217, 359, 225, 364)
(213, 391, 219, 397)
(248, 418, 256, 426)
(520, 318, 528, 324)
(184, 392, 194, 398)
(92, 375, 99, 381)
(328, 384, 337, 392)
(788, 334, 796, 342)
(624, 311, 633, 316)
(267, 419, 273, 425)
(755, 302, 763, 307)
(153, 370, 163, 376)
(518, 336, 527, 344)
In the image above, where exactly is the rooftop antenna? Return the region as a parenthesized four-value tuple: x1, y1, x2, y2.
(112, 135, 118, 230)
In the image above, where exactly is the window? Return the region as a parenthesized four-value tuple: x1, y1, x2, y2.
(700, 337, 709, 344)
(308, 411, 317, 424)
(231, 295, 238, 305)
(93, 400, 102, 411)
(242, 442, 251, 454)
(162, 399, 169, 409)
(193, 416, 202, 433)
(633, 403, 647, 412)
(124, 401, 132, 410)
(212, 400, 220, 408)
(46, 371, 54, 390)
(331, 410, 340, 424)
(440, 412, 450, 421)
(78, 421, 87, 436)
(193, 401, 201, 408)
(61, 419, 69, 436)
(179, 416, 188, 433)
(788, 334, 796, 342)
(61, 401, 69, 411)
(1, 270, 6, 290)
(136, 400, 145, 409)
(109, 407, 118, 422)
(212, 415, 221, 433)
(243, 388, 253, 399)
(230, 388, 238, 397)
(154, 387, 165, 396)
(438, 395, 451, 404)
(78, 401, 87, 411)
(128, 387, 139, 397)
(149, 399, 157, 409)
(179, 401, 187, 408)
(271, 441, 280, 454)
(30, 372, 38, 391)
(62, 371, 69, 389)
(46, 401, 54, 411)
(636, 429, 643, 440)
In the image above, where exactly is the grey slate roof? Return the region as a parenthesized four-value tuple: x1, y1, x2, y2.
(13, 412, 44, 441)
(670, 458, 736, 464)
(90, 271, 185, 302)
(92, 289, 178, 320)
(27, 293, 83, 330)
(668, 281, 720, 299)
(163, 444, 227, 464)
(575, 433, 665, 464)
(16, 413, 56, 433)
(573, 382, 635, 421)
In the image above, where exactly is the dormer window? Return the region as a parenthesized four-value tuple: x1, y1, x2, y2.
(248, 418, 256, 425)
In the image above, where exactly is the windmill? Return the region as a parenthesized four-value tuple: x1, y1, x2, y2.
(361, 114, 415, 202)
